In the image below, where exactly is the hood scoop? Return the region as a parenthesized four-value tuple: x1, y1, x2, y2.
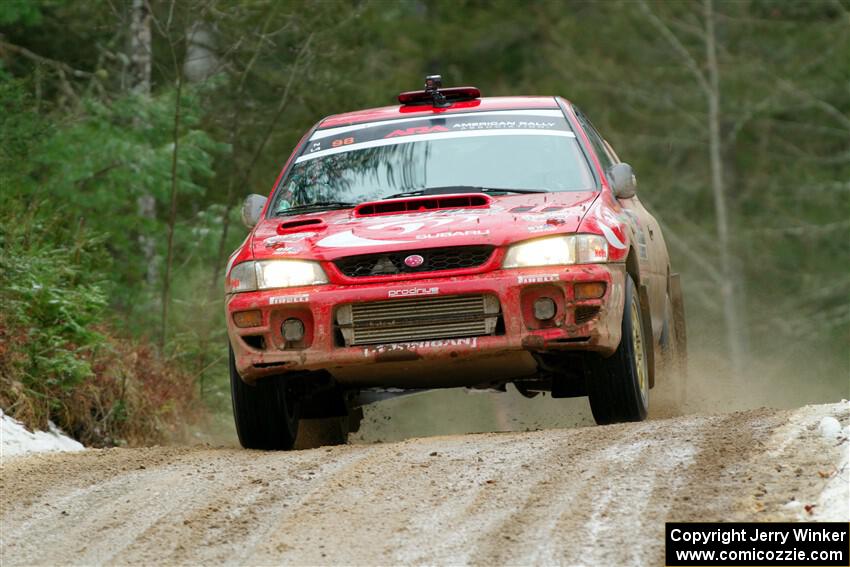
(277, 217, 326, 234)
(354, 193, 491, 218)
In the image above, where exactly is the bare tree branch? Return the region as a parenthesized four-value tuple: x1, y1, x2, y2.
(0, 39, 93, 78)
(776, 78, 850, 131)
(636, 0, 711, 97)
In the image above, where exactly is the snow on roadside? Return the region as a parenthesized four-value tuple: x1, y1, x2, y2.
(811, 403, 850, 521)
(772, 401, 849, 521)
(1, 409, 84, 461)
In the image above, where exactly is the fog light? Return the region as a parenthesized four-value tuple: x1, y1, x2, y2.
(533, 297, 557, 320)
(575, 282, 606, 300)
(233, 310, 262, 328)
(282, 318, 305, 342)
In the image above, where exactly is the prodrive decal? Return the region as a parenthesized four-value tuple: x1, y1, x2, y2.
(387, 287, 439, 298)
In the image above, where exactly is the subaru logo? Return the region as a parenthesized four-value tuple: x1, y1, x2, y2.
(404, 254, 424, 268)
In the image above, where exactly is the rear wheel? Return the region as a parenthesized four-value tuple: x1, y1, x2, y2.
(229, 346, 300, 450)
(587, 274, 649, 424)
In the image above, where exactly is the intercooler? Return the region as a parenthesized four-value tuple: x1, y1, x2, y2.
(335, 294, 501, 346)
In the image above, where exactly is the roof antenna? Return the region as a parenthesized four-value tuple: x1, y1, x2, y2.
(424, 75, 450, 108)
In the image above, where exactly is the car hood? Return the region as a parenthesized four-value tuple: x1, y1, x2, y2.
(250, 191, 599, 262)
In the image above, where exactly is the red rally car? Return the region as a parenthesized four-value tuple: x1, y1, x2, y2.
(225, 76, 687, 450)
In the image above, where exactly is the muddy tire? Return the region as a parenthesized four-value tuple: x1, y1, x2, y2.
(587, 274, 649, 424)
(229, 346, 300, 450)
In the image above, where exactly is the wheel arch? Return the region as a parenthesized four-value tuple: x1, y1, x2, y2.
(624, 247, 656, 388)
(625, 247, 641, 286)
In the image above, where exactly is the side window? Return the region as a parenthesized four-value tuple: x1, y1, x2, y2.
(574, 107, 616, 171)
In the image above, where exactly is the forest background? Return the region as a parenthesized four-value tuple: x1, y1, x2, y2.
(1, 0, 847, 446)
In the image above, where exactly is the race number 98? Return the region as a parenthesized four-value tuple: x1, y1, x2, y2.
(332, 137, 354, 148)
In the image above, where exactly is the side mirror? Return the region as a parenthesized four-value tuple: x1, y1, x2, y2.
(241, 194, 268, 229)
(609, 163, 637, 199)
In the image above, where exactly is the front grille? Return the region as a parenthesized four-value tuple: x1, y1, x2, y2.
(336, 294, 501, 346)
(334, 246, 494, 278)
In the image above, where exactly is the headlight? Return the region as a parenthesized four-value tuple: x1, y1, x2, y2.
(257, 260, 328, 289)
(226, 260, 328, 293)
(503, 234, 608, 268)
(503, 235, 575, 268)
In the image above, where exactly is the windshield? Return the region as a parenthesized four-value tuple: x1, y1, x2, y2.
(270, 110, 595, 215)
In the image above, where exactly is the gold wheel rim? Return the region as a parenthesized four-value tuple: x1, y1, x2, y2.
(631, 298, 649, 406)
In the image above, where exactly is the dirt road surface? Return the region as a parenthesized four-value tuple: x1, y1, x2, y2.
(2, 403, 847, 566)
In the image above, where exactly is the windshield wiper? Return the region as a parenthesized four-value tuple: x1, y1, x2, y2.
(275, 201, 356, 216)
(478, 187, 549, 195)
(382, 186, 548, 200)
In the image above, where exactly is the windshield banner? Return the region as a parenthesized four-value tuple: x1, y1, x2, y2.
(297, 110, 575, 163)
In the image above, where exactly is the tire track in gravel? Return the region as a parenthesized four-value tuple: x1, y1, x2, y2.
(1, 446, 378, 565)
(1, 403, 846, 566)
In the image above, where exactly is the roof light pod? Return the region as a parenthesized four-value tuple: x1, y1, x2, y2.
(398, 74, 481, 107)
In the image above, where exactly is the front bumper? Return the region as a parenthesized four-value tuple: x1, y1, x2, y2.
(226, 263, 626, 386)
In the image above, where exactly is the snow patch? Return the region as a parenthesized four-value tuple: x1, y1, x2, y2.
(818, 416, 841, 439)
(1, 409, 84, 460)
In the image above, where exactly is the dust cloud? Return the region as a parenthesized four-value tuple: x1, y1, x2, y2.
(352, 332, 848, 445)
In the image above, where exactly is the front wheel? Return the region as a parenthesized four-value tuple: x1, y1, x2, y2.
(229, 346, 300, 450)
(587, 274, 650, 424)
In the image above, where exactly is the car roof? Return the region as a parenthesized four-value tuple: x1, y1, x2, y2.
(318, 96, 566, 129)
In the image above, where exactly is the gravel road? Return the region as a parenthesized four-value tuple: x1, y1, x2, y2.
(1, 403, 847, 566)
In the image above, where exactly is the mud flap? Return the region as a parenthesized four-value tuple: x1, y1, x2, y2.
(670, 273, 688, 372)
(300, 386, 349, 418)
(638, 283, 655, 389)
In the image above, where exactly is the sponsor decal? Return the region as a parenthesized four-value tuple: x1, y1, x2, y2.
(520, 213, 573, 222)
(363, 337, 478, 356)
(319, 215, 486, 247)
(527, 224, 554, 233)
(415, 229, 490, 240)
(387, 287, 439, 298)
(367, 214, 480, 235)
(384, 125, 450, 138)
(295, 111, 575, 163)
(517, 274, 560, 284)
(310, 109, 566, 140)
(316, 230, 412, 248)
(264, 232, 317, 247)
(272, 247, 301, 255)
(451, 120, 556, 130)
(269, 294, 309, 305)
